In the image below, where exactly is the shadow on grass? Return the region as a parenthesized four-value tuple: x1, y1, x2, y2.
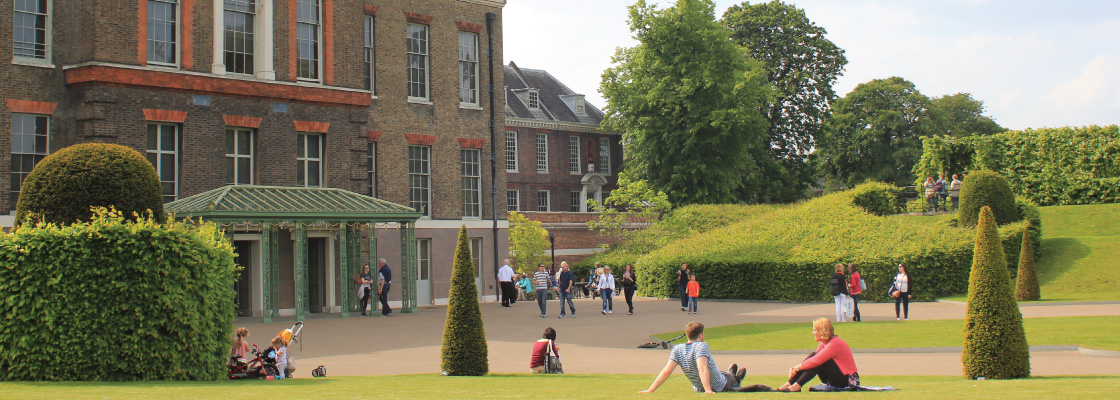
(1036, 238, 1091, 287)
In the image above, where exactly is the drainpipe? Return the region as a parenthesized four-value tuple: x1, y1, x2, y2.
(486, 11, 500, 302)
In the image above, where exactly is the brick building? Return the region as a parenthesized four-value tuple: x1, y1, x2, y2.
(1, 0, 510, 317)
(503, 62, 622, 265)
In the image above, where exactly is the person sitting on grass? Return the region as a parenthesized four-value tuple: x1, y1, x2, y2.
(777, 318, 859, 392)
(639, 322, 747, 393)
(529, 327, 560, 373)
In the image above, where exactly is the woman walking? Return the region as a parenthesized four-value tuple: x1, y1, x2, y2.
(847, 264, 862, 322)
(893, 263, 913, 320)
(622, 264, 637, 315)
(598, 266, 616, 314)
(829, 264, 849, 322)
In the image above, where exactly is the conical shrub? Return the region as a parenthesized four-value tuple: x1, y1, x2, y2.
(1015, 225, 1040, 301)
(963, 206, 1030, 379)
(440, 226, 488, 376)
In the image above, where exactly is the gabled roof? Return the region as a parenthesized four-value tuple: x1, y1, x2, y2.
(505, 62, 605, 127)
(166, 185, 421, 222)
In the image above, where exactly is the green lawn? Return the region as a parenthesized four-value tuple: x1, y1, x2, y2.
(2, 374, 1119, 399)
(655, 316, 1120, 351)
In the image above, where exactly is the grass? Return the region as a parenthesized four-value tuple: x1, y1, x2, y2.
(2, 374, 1119, 399)
(654, 316, 1120, 351)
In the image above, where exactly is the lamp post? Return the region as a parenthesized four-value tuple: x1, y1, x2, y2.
(548, 232, 556, 275)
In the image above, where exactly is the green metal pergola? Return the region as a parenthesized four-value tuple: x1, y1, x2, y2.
(166, 185, 423, 323)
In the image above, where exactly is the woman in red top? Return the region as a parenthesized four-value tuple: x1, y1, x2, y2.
(847, 264, 862, 322)
(529, 327, 559, 373)
(777, 318, 859, 392)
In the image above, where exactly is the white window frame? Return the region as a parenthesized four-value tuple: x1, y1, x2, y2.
(536, 132, 548, 173)
(146, 123, 180, 203)
(416, 238, 431, 280)
(221, 0, 256, 75)
(225, 127, 255, 185)
(296, 133, 323, 187)
(295, 0, 322, 82)
(213, 0, 275, 79)
(575, 96, 586, 115)
(367, 142, 377, 197)
(528, 89, 540, 110)
(506, 189, 519, 212)
(409, 145, 431, 217)
(568, 135, 581, 175)
(461, 148, 482, 218)
(458, 32, 479, 107)
(570, 191, 581, 212)
(469, 237, 483, 277)
(147, 0, 180, 67)
(406, 23, 430, 102)
(504, 131, 518, 172)
(10, 114, 50, 211)
(599, 139, 611, 175)
(537, 190, 550, 212)
(364, 15, 375, 95)
(13, 0, 52, 64)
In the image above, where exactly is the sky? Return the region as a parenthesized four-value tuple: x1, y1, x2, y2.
(503, 0, 1120, 130)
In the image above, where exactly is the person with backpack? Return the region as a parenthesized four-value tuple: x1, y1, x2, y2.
(829, 264, 849, 323)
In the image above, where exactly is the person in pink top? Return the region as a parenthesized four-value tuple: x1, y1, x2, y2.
(847, 264, 862, 322)
(777, 318, 859, 392)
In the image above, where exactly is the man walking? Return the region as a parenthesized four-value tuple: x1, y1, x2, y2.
(678, 263, 690, 311)
(533, 264, 552, 318)
(377, 258, 393, 317)
(498, 259, 515, 307)
(557, 262, 576, 318)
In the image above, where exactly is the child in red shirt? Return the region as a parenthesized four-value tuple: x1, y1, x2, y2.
(686, 274, 700, 314)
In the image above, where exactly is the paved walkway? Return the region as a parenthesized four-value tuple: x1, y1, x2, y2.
(236, 298, 1120, 378)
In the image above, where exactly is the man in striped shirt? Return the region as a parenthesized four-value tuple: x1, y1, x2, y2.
(640, 322, 747, 393)
(534, 264, 553, 318)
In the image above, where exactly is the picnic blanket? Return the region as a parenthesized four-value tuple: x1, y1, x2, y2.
(809, 384, 899, 392)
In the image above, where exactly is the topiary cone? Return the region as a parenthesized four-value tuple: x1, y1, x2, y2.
(963, 206, 1030, 379)
(1015, 224, 1040, 301)
(440, 226, 489, 376)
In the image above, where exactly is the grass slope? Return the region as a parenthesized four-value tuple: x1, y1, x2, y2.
(1032, 203, 1120, 301)
(655, 316, 1120, 351)
(3, 375, 1119, 399)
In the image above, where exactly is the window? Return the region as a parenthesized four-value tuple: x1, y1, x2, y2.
(461, 149, 481, 218)
(575, 96, 586, 115)
(296, 133, 322, 187)
(223, 0, 255, 74)
(10, 115, 48, 210)
(469, 237, 482, 277)
(146, 123, 179, 203)
(416, 238, 430, 280)
(406, 23, 429, 101)
(408, 145, 431, 216)
(506, 189, 519, 212)
(374, 141, 383, 197)
(568, 136, 581, 174)
(537, 190, 550, 212)
(147, 0, 178, 65)
(570, 191, 581, 212)
(536, 133, 548, 173)
(504, 131, 518, 172)
(527, 89, 540, 110)
(295, 0, 321, 81)
(599, 139, 611, 175)
(14, 0, 50, 61)
(458, 32, 479, 106)
(363, 16, 375, 93)
(225, 128, 255, 185)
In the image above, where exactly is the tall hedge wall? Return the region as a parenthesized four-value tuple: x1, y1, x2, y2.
(914, 125, 1120, 206)
(635, 184, 1033, 302)
(0, 210, 237, 381)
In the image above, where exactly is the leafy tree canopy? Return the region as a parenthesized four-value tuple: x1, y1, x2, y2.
(928, 93, 1005, 137)
(507, 211, 549, 274)
(587, 172, 671, 254)
(601, 0, 771, 205)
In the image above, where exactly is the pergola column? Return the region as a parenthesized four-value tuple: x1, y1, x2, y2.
(294, 224, 308, 322)
(369, 225, 378, 313)
(400, 222, 418, 313)
(339, 224, 352, 318)
(261, 223, 274, 323)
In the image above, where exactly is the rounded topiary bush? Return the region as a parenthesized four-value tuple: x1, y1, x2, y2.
(440, 226, 488, 376)
(958, 170, 1017, 227)
(15, 143, 165, 225)
(851, 182, 897, 216)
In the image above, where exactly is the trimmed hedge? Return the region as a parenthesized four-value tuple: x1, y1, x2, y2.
(851, 182, 897, 216)
(16, 143, 165, 226)
(958, 170, 1018, 227)
(0, 209, 236, 381)
(963, 207, 1030, 379)
(440, 226, 488, 376)
(634, 183, 1033, 302)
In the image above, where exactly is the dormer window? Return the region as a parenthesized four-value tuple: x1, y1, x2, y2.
(528, 89, 540, 110)
(574, 95, 586, 115)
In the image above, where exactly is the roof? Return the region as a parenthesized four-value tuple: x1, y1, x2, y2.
(505, 62, 605, 127)
(166, 185, 422, 222)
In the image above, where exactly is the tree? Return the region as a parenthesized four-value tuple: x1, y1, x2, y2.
(815, 77, 933, 187)
(722, 0, 847, 202)
(507, 211, 549, 274)
(440, 226, 488, 376)
(1015, 225, 1040, 301)
(16, 143, 165, 225)
(600, 0, 771, 205)
(587, 172, 672, 253)
(963, 206, 1030, 379)
(928, 93, 1004, 137)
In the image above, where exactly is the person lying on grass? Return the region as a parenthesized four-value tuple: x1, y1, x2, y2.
(777, 318, 860, 392)
(639, 321, 747, 393)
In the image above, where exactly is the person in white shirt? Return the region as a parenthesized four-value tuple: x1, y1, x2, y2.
(949, 174, 963, 210)
(498, 259, 516, 307)
(598, 266, 616, 314)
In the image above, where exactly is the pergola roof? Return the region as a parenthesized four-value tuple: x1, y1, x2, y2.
(166, 185, 422, 222)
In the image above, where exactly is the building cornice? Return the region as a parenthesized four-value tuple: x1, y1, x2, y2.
(506, 117, 618, 135)
(458, 0, 506, 8)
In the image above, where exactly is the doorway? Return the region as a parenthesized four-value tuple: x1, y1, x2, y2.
(233, 240, 253, 317)
(416, 238, 431, 305)
(307, 237, 327, 313)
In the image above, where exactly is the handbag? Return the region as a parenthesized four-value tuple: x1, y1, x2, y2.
(888, 285, 899, 298)
(353, 275, 363, 285)
(842, 295, 854, 318)
(545, 340, 563, 374)
(860, 278, 867, 291)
